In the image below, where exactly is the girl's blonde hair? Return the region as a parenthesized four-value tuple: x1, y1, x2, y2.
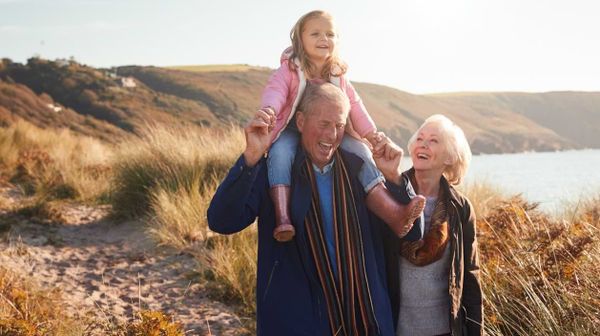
(407, 114, 472, 185)
(289, 10, 347, 80)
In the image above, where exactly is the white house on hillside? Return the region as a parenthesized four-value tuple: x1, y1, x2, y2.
(120, 77, 137, 88)
(46, 103, 63, 113)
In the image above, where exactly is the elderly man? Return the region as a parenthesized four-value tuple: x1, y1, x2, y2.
(208, 82, 421, 335)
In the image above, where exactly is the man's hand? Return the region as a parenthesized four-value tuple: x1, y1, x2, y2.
(372, 132, 403, 184)
(243, 108, 275, 167)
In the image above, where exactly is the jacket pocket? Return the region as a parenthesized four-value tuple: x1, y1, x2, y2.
(461, 305, 468, 336)
(262, 260, 279, 303)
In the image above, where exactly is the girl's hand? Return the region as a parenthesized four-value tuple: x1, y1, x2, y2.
(372, 133, 404, 183)
(260, 107, 276, 132)
(369, 131, 389, 158)
(365, 131, 382, 148)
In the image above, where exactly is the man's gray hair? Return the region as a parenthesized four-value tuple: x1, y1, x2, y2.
(297, 81, 350, 118)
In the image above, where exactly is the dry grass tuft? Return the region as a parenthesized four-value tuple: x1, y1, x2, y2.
(0, 267, 187, 335)
(110, 123, 244, 219)
(0, 120, 114, 203)
(460, 180, 506, 219)
(117, 310, 185, 336)
(478, 195, 600, 335)
(148, 181, 210, 250)
(0, 266, 86, 335)
(194, 227, 258, 316)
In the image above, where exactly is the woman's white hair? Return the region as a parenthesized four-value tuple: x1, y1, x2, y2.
(407, 114, 472, 185)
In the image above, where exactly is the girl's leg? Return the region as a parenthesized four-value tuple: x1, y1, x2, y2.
(267, 129, 299, 242)
(340, 135, 384, 193)
(341, 135, 425, 238)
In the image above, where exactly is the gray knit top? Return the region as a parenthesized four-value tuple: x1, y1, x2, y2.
(397, 196, 452, 336)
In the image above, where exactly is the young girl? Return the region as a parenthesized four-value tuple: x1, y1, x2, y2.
(261, 10, 425, 242)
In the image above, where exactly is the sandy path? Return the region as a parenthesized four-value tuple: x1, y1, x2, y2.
(0, 187, 246, 335)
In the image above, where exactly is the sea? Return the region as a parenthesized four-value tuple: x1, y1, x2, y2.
(401, 149, 600, 213)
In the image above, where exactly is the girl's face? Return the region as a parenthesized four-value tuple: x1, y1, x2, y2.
(301, 16, 337, 63)
(410, 123, 452, 174)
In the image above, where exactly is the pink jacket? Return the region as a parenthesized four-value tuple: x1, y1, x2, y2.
(261, 48, 376, 143)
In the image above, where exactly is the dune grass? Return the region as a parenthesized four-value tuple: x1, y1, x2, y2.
(2, 119, 599, 334)
(110, 123, 244, 219)
(460, 179, 507, 219)
(110, 123, 258, 325)
(0, 120, 114, 203)
(468, 193, 600, 335)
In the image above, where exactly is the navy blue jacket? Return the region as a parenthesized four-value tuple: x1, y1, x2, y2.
(207, 149, 422, 335)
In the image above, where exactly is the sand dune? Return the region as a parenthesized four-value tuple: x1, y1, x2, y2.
(0, 186, 245, 335)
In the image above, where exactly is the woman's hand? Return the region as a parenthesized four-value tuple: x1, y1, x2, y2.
(371, 132, 404, 184)
(243, 108, 275, 167)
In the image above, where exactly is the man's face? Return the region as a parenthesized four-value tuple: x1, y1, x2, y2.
(296, 100, 347, 169)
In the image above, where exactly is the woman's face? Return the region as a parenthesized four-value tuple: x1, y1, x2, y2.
(411, 123, 451, 174)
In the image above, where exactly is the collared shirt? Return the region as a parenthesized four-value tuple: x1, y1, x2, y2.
(313, 159, 337, 273)
(312, 159, 335, 175)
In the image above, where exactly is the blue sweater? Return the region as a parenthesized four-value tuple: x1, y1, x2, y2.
(207, 149, 422, 335)
(314, 161, 337, 273)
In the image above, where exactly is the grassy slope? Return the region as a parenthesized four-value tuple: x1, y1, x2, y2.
(429, 91, 600, 148)
(0, 58, 221, 137)
(354, 82, 575, 153)
(117, 65, 269, 124)
(2, 58, 600, 154)
(123, 65, 596, 154)
(0, 79, 126, 143)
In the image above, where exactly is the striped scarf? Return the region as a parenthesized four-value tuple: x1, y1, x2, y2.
(302, 151, 379, 335)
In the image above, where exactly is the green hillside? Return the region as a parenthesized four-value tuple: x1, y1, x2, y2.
(0, 58, 220, 137)
(429, 91, 600, 149)
(1, 57, 598, 154)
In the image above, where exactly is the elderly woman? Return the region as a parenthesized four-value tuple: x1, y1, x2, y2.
(377, 114, 483, 336)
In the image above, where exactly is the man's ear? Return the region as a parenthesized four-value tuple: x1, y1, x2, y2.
(296, 111, 305, 133)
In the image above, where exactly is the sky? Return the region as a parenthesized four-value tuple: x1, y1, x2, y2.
(1, 0, 599, 94)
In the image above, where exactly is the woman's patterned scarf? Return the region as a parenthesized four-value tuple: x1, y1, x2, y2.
(400, 176, 451, 266)
(302, 151, 379, 335)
